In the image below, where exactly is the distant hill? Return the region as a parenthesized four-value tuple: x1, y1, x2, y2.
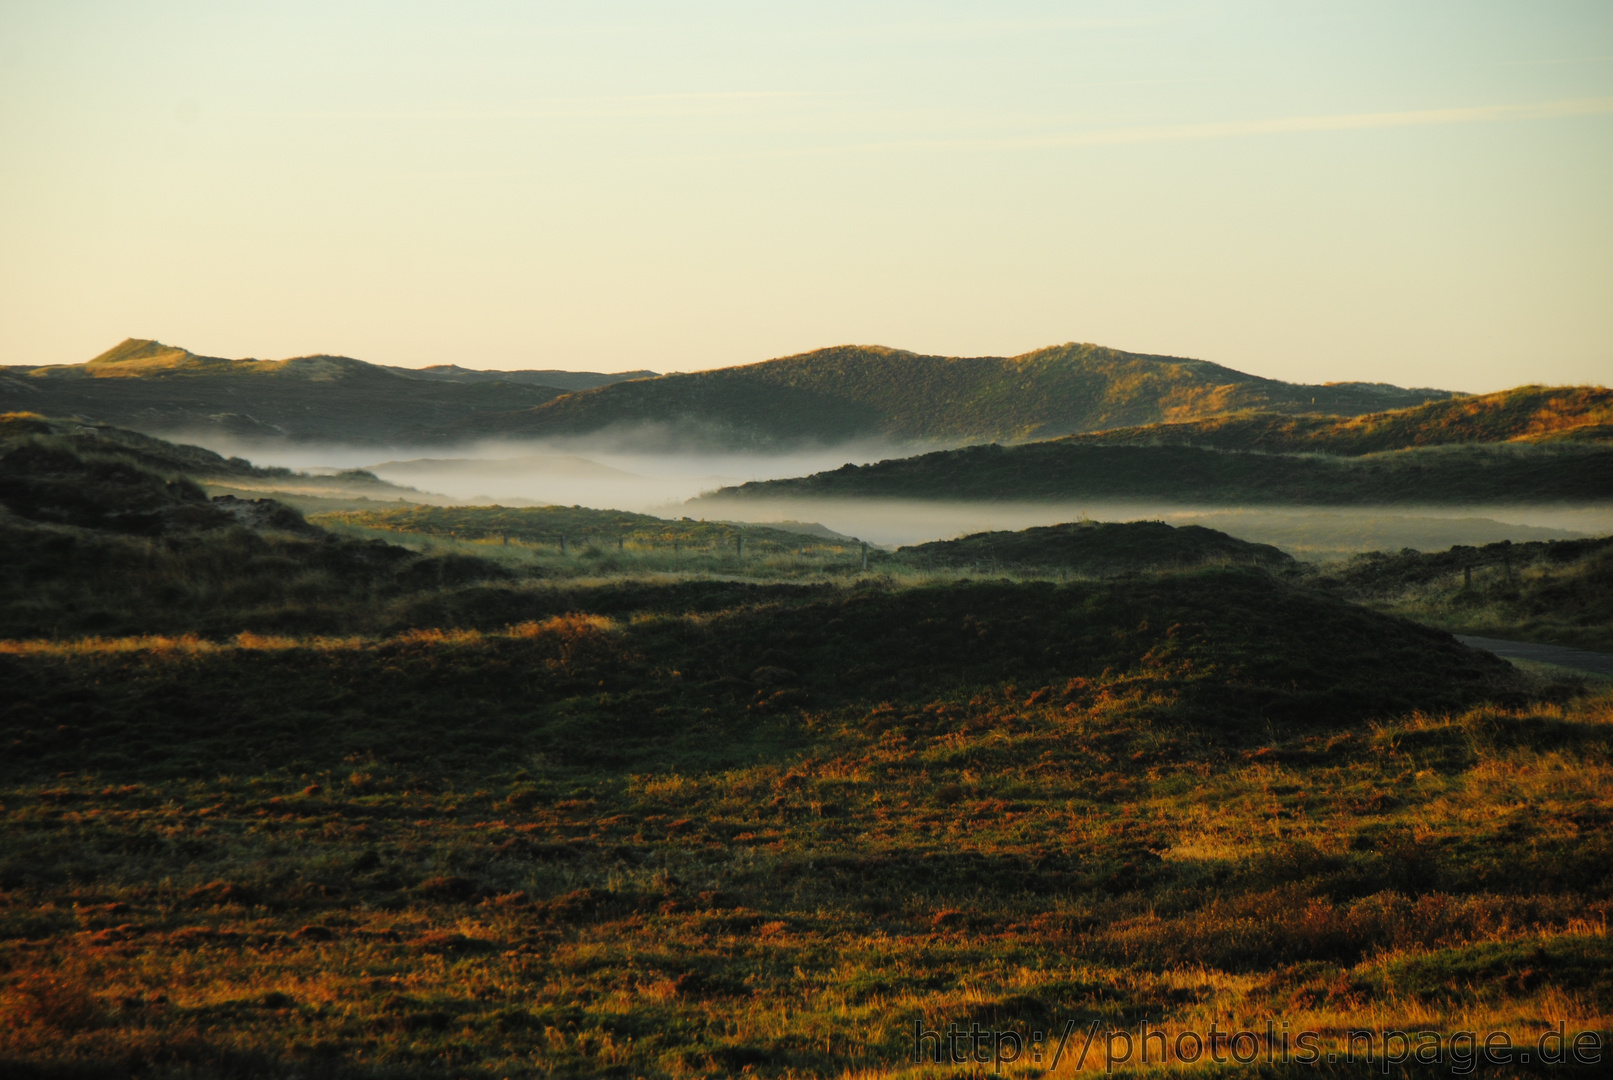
(378, 363, 658, 391)
(3, 337, 1453, 449)
(476, 342, 1453, 448)
(896, 520, 1294, 574)
(0, 339, 655, 445)
(1065, 385, 1613, 455)
(703, 439, 1613, 506)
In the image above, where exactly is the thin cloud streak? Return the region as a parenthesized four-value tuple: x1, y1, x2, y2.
(1013, 97, 1613, 149)
(243, 91, 839, 123)
(712, 97, 1613, 161)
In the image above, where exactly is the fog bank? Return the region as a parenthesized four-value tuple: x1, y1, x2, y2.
(178, 435, 925, 513)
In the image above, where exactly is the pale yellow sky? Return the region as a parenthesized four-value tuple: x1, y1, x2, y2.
(1, 2, 1610, 391)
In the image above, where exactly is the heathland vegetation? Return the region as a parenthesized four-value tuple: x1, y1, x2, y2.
(3, 416, 1611, 1077)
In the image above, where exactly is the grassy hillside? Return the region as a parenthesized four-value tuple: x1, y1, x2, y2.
(1068, 386, 1613, 455)
(0, 340, 614, 444)
(1315, 536, 1613, 652)
(1, 411, 275, 479)
(485, 342, 1452, 448)
(0, 422, 511, 638)
(709, 439, 1613, 505)
(2, 412, 423, 502)
(311, 505, 877, 580)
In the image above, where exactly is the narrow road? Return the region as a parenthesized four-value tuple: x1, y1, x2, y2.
(1456, 635, 1613, 678)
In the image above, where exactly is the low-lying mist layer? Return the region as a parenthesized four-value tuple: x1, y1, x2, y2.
(175, 433, 930, 514)
(691, 496, 1608, 558)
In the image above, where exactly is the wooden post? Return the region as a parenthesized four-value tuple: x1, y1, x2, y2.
(1463, 565, 1472, 589)
(861, 542, 868, 571)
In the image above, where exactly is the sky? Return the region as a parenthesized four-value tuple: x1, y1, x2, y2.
(1, 1, 1609, 391)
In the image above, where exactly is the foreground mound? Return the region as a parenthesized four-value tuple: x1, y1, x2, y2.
(898, 519, 1292, 573)
(3, 570, 1519, 781)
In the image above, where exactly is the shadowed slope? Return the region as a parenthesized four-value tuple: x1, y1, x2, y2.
(0, 417, 508, 637)
(707, 439, 1613, 505)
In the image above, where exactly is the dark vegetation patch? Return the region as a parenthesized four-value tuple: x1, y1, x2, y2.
(0, 571, 1522, 783)
(897, 519, 1293, 574)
